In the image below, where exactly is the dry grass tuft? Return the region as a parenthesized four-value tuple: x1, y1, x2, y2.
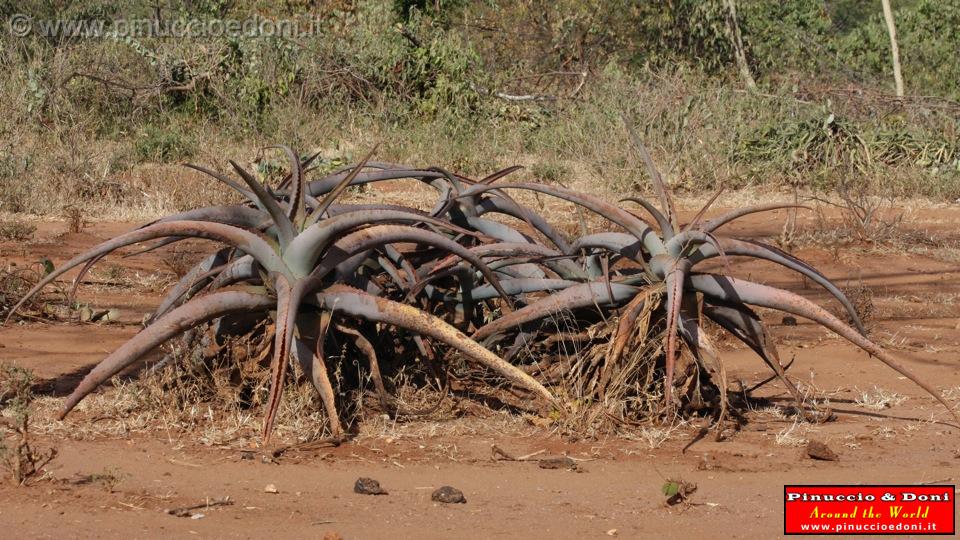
(839, 282, 875, 329)
(0, 365, 57, 485)
(63, 206, 86, 234)
(854, 386, 907, 411)
(773, 420, 812, 447)
(0, 261, 73, 322)
(0, 221, 36, 241)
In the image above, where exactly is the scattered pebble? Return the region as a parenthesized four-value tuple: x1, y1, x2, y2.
(606, 529, 618, 536)
(806, 440, 839, 461)
(354, 477, 388, 495)
(431, 486, 466, 504)
(264, 484, 279, 494)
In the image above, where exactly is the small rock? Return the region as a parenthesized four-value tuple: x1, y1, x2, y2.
(431, 486, 466, 504)
(354, 477, 387, 495)
(190, 513, 205, 520)
(538, 456, 579, 471)
(240, 450, 255, 460)
(606, 529, 618, 536)
(781, 316, 798, 326)
(264, 484, 279, 494)
(806, 440, 838, 461)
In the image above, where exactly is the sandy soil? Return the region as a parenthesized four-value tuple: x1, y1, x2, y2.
(1, 205, 959, 539)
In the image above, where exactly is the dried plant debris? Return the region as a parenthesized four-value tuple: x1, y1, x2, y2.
(662, 479, 697, 506)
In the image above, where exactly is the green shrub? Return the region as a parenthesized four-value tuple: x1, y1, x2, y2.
(134, 125, 195, 163)
(836, 0, 960, 99)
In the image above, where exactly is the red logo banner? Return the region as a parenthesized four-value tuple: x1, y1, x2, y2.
(784, 485, 956, 535)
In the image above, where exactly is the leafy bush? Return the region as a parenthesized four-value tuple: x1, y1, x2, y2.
(135, 125, 195, 163)
(836, 0, 960, 99)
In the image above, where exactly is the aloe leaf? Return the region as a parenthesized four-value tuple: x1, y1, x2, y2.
(663, 260, 690, 410)
(682, 185, 725, 233)
(59, 290, 274, 418)
(229, 160, 297, 247)
(313, 285, 556, 405)
(262, 274, 297, 441)
(687, 236, 867, 335)
(622, 113, 677, 229)
(701, 300, 807, 408)
(619, 197, 674, 239)
(184, 163, 257, 202)
(308, 146, 379, 226)
(569, 232, 646, 261)
(460, 278, 579, 301)
(308, 168, 447, 198)
(275, 149, 322, 193)
(429, 242, 585, 281)
(690, 273, 960, 424)
(472, 281, 640, 342)
(206, 254, 259, 291)
(699, 204, 809, 233)
(148, 205, 271, 230)
(336, 324, 393, 414)
(152, 248, 233, 321)
(479, 165, 524, 185)
(288, 209, 480, 276)
(267, 145, 306, 225)
(4, 221, 288, 324)
(476, 197, 571, 253)
(457, 182, 666, 255)
(603, 287, 663, 385)
(311, 224, 514, 306)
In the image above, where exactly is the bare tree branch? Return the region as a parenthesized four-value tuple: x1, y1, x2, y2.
(881, 0, 905, 97)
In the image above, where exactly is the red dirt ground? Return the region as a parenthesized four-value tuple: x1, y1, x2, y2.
(1, 208, 959, 539)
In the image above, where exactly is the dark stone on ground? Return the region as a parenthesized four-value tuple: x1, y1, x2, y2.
(432, 486, 466, 504)
(806, 440, 838, 461)
(354, 477, 388, 495)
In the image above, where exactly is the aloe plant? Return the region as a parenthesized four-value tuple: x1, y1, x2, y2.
(6, 148, 555, 441)
(457, 130, 959, 426)
(7, 141, 956, 443)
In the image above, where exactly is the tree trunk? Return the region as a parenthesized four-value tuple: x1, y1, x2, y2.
(723, 0, 758, 91)
(881, 0, 904, 97)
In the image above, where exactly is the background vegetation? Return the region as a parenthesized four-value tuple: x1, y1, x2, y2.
(1, 0, 958, 216)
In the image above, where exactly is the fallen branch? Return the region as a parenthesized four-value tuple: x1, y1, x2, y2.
(165, 496, 233, 517)
(490, 444, 548, 462)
